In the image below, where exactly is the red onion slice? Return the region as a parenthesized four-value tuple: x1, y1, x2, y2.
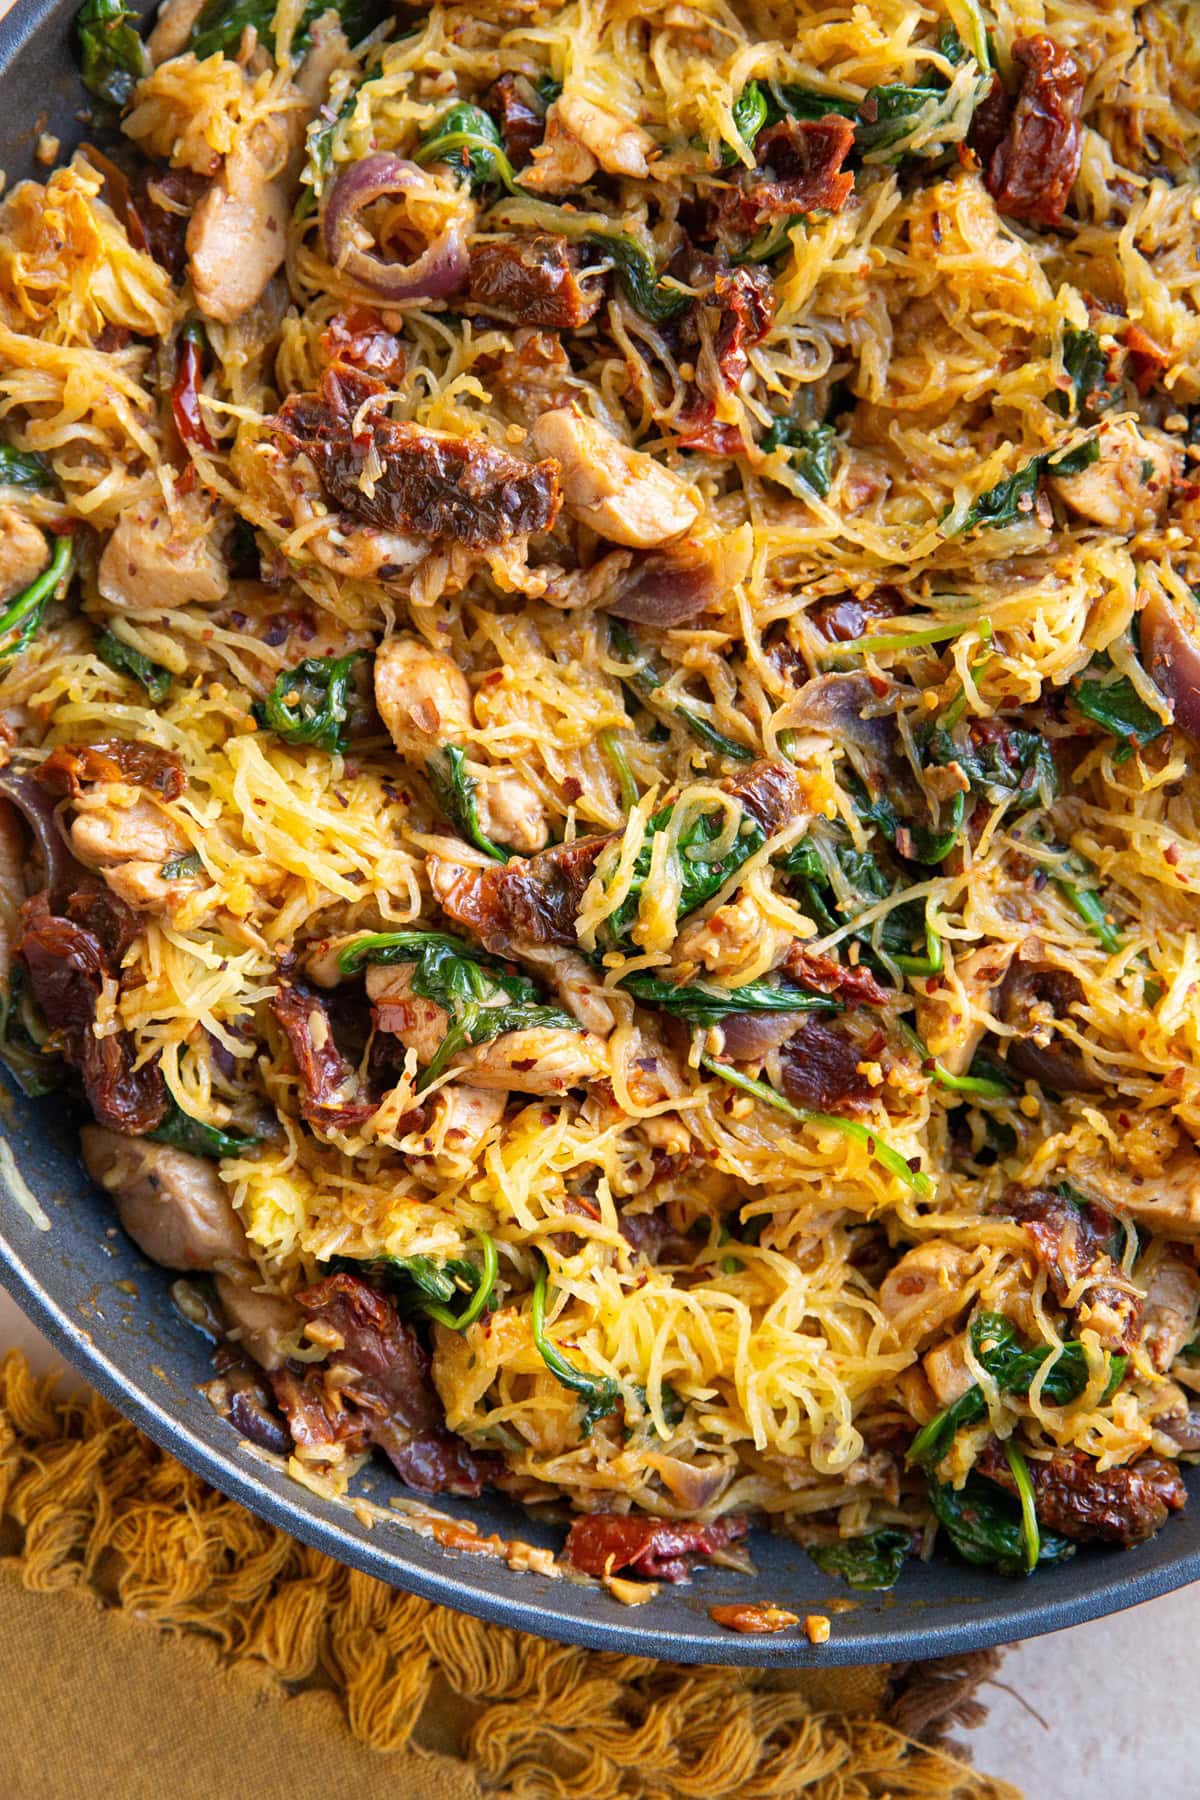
(321, 153, 469, 303)
(0, 769, 86, 901)
(1139, 590, 1200, 738)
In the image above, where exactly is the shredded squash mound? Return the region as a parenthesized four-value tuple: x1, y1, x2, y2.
(0, 0, 1198, 1582)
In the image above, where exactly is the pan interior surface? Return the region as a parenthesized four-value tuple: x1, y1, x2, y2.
(0, 0, 1197, 1668)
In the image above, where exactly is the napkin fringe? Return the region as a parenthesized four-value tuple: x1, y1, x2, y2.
(0, 1352, 1018, 1799)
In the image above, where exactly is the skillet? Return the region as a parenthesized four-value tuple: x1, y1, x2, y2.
(0, 0, 1197, 1665)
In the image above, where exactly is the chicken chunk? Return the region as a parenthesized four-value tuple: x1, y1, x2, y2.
(1067, 1149, 1200, 1242)
(1049, 419, 1177, 532)
(70, 794, 186, 869)
(82, 1126, 250, 1271)
(368, 958, 607, 1094)
(923, 1331, 973, 1405)
(913, 942, 1017, 1077)
(463, 1025, 610, 1094)
(366, 962, 449, 1064)
(421, 1084, 507, 1169)
(147, 0, 206, 64)
(531, 408, 699, 549)
(1141, 1256, 1200, 1371)
(554, 93, 654, 179)
(374, 633, 473, 761)
(98, 487, 229, 612)
(673, 891, 792, 983)
(520, 108, 599, 195)
(0, 506, 49, 603)
(879, 1241, 980, 1348)
(514, 943, 618, 1036)
(293, 10, 353, 107)
(70, 793, 195, 915)
(188, 89, 308, 326)
(213, 1273, 301, 1370)
(477, 770, 549, 854)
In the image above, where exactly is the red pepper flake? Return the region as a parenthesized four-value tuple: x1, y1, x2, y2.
(171, 319, 215, 453)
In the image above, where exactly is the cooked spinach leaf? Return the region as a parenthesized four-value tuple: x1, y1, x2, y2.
(1053, 328, 1117, 420)
(149, 1097, 260, 1160)
(160, 851, 204, 880)
(96, 629, 172, 703)
(531, 1254, 620, 1436)
(946, 437, 1099, 535)
(0, 446, 53, 489)
(253, 653, 360, 753)
(336, 930, 576, 1086)
(426, 744, 509, 862)
(602, 794, 768, 948)
(717, 80, 769, 165)
(77, 0, 147, 108)
(780, 826, 939, 976)
(925, 722, 1057, 812)
(807, 1527, 911, 1591)
(1072, 655, 1165, 760)
(927, 1472, 1074, 1576)
(908, 1311, 1127, 1469)
(365, 1236, 498, 1330)
(589, 232, 689, 324)
(854, 82, 948, 158)
(415, 102, 514, 193)
(0, 534, 73, 663)
(609, 622, 753, 761)
(620, 971, 838, 1024)
(761, 418, 836, 498)
(188, 0, 388, 63)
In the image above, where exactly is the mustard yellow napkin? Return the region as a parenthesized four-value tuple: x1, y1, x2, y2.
(0, 1351, 1019, 1799)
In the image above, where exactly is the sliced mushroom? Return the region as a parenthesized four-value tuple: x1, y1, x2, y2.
(1140, 587, 1200, 739)
(997, 957, 1105, 1093)
(1141, 1255, 1200, 1372)
(213, 1273, 301, 1370)
(82, 1126, 250, 1272)
(777, 672, 921, 813)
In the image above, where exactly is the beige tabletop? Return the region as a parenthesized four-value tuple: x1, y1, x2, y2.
(1, 1285, 1195, 1798)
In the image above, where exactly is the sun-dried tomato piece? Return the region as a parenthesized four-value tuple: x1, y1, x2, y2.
(269, 1270, 498, 1495)
(717, 115, 856, 236)
(986, 35, 1084, 226)
(777, 1018, 875, 1113)
(17, 891, 166, 1133)
(270, 981, 377, 1132)
(37, 739, 186, 802)
(468, 233, 602, 329)
(488, 72, 547, 170)
(272, 365, 561, 550)
(564, 1512, 748, 1582)
(784, 944, 889, 1007)
(978, 1443, 1184, 1547)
